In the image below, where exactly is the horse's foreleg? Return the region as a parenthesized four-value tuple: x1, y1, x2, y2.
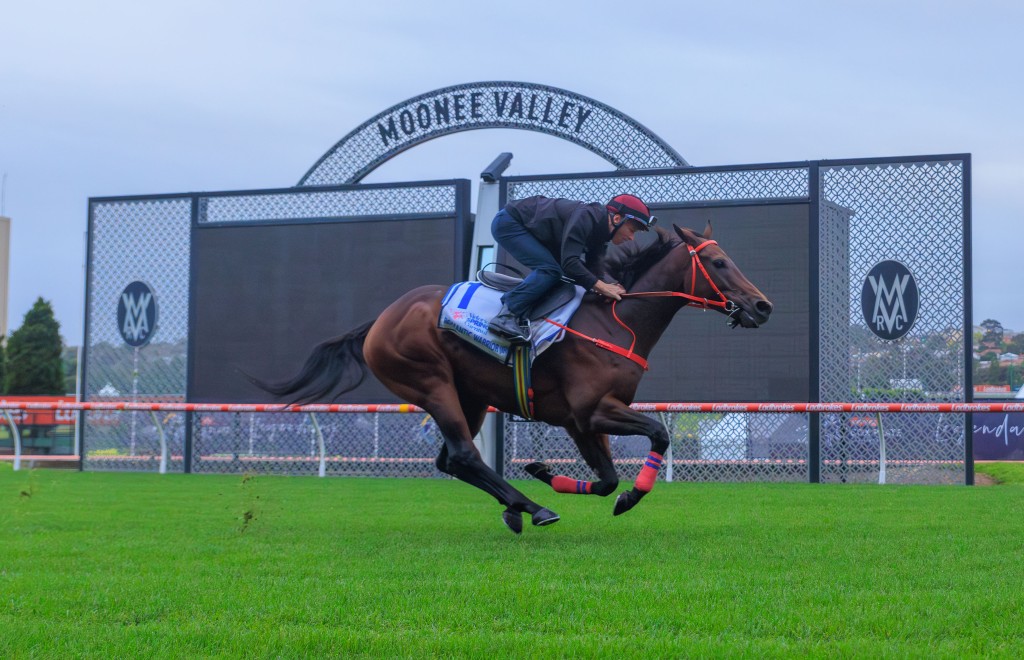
(525, 428, 619, 497)
(588, 397, 670, 516)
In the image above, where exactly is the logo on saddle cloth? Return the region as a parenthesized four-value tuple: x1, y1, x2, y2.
(438, 281, 586, 365)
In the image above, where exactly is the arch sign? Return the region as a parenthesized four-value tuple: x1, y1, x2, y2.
(299, 81, 687, 186)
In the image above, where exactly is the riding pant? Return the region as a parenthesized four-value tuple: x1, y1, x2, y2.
(491, 209, 564, 318)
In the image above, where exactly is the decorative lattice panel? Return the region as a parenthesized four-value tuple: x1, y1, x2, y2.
(507, 167, 808, 207)
(300, 81, 687, 185)
(83, 197, 192, 471)
(199, 185, 458, 223)
(818, 159, 967, 484)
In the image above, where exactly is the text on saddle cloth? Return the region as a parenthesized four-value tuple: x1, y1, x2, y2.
(437, 280, 586, 365)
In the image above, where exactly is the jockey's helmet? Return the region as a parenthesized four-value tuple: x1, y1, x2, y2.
(606, 194, 656, 230)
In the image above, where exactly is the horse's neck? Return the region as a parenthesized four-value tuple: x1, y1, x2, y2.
(614, 250, 691, 354)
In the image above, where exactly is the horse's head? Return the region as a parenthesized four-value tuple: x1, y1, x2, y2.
(672, 223, 773, 328)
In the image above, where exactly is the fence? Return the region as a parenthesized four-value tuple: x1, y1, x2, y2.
(2, 401, 1014, 484)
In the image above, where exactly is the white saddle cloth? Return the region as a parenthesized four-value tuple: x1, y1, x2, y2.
(437, 281, 586, 365)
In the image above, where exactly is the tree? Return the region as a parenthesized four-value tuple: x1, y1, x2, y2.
(980, 318, 1004, 348)
(6, 298, 65, 395)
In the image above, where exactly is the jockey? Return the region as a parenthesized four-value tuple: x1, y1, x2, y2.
(488, 194, 657, 343)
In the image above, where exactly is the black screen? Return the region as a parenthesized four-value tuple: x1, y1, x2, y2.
(632, 203, 810, 402)
(189, 216, 464, 403)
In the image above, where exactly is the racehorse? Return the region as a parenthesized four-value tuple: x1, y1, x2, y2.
(255, 223, 772, 533)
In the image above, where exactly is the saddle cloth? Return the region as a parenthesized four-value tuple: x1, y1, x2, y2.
(438, 280, 586, 365)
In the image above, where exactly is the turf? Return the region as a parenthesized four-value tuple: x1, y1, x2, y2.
(975, 461, 1024, 485)
(2, 466, 1023, 657)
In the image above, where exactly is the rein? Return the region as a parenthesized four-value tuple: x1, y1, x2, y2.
(542, 239, 738, 371)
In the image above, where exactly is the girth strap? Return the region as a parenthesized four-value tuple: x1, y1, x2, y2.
(511, 344, 535, 419)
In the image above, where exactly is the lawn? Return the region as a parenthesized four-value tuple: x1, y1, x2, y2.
(2, 463, 1023, 657)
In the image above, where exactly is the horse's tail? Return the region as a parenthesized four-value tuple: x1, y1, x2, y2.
(249, 320, 375, 403)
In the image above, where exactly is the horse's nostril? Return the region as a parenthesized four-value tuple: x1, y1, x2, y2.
(756, 300, 773, 316)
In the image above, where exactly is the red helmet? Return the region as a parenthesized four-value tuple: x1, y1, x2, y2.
(606, 194, 656, 229)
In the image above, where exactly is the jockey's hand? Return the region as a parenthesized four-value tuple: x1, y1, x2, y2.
(592, 280, 625, 301)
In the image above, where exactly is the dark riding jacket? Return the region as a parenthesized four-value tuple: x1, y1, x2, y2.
(504, 196, 611, 291)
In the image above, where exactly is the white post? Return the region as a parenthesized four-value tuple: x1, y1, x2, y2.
(877, 412, 886, 485)
(373, 413, 380, 460)
(470, 160, 505, 469)
(149, 410, 168, 474)
(659, 412, 674, 483)
(5, 409, 22, 471)
(74, 345, 83, 458)
(309, 413, 326, 478)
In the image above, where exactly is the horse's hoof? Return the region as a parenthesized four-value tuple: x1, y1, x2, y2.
(613, 489, 642, 516)
(524, 462, 552, 479)
(531, 507, 560, 527)
(502, 508, 523, 534)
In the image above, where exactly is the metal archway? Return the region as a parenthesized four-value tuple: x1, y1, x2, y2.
(299, 81, 687, 186)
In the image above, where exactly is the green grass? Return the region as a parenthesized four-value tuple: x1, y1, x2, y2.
(975, 461, 1024, 484)
(2, 467, 1024, 657)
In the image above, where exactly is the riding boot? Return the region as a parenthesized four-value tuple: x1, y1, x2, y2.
(488, 305, 532, 343)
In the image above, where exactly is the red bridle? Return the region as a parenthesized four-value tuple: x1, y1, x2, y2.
(542, 239, 739, 370)
(620, 239, 736, 312)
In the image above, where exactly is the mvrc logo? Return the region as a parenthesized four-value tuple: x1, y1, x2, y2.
(117, 281, 158, 347)
(861, 260, 919, 340)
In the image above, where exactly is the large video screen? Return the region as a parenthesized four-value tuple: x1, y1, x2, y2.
(498, 202, 811, 403)
(632, 203, 811, 402)
(189, 216, 466, 403)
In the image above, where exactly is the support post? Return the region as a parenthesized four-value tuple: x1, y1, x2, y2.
(149, 410, 168, 474)
(877, 412, 886, 485)
(659, 412, 674, 483)
(5, 409, 21, 471)
(309, 413, 326, 478)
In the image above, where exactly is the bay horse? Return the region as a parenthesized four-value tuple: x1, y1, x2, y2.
(256, 223, 772, 533)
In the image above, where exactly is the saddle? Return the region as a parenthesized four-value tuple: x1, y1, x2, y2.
(477, 271, 579, 323)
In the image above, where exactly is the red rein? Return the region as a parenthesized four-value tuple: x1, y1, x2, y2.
(543, 240, 732, 371)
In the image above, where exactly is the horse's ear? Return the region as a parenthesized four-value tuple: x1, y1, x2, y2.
(703, 220, 713, 239)
(672, 224, 690, 242)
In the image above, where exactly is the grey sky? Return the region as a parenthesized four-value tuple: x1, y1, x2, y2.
(2, 0, 1022, 342)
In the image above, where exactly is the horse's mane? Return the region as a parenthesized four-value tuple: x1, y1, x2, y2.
(599, 227, 680, 290)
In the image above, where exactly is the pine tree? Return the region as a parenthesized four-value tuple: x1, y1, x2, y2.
(6, 298, 65, 395)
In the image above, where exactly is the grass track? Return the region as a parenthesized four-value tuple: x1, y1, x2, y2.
(2, 463, 1023, 657)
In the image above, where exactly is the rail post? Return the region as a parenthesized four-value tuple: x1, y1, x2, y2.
(308, 413, 327, 478)
(4, 410, 22, 471)
(149, 410, 169, 474)
(876, 412, 886, 485)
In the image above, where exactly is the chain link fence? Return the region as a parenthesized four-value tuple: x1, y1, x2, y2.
(504, 411, 808, 483)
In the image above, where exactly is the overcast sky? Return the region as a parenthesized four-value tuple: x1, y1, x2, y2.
(2, 0, 1022, 343)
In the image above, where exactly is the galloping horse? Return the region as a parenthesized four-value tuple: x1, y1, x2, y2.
(257, 223, 772, 533)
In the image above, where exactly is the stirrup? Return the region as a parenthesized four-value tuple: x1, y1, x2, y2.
(489, 307, 531, 343)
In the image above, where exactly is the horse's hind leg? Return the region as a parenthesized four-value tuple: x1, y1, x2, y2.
(428, 391, 559, 533)
(526, 427, 620, 497)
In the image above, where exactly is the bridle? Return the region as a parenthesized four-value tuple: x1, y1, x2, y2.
(620, 239, 739, 315)
(542, 239, 743, 370)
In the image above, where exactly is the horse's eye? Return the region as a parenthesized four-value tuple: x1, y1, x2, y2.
(713, 259, 727, 268)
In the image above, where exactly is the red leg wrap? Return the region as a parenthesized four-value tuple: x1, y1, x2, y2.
(551, 475, 593, 494)
(634, 452, 664, 492)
